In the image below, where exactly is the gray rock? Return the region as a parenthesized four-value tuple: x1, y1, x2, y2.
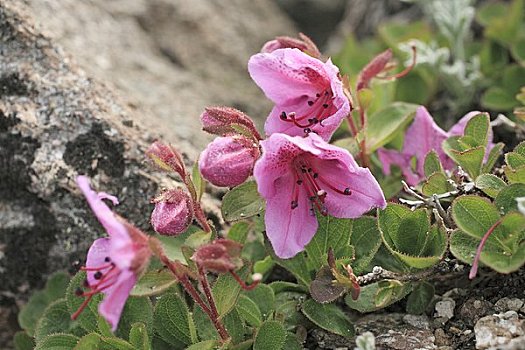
(459, 298, 495, 326)
(435, 299, 456, 321)
(403, 314, 431, 330)
(474, 311, 525, 349)
(495, 298, 525, 313)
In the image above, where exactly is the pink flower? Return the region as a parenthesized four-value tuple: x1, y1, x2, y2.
(254, 133, 386, 258)
(199, 136, 260, 187)
(248, 48, 350, 141)
(151, 189, 193, 236)
(72, 176, 151, 331)
(378, 107, 494, 186)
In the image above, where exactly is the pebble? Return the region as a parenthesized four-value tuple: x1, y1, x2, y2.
(474, 311, 525, 349)
(403, 314, 430, 330)
(435, 299, 456, 321)
(494, 298, 524, 313)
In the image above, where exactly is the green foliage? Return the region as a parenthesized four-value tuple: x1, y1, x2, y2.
(378, 204, 447, 269)
(301, 299, 354, 338)
(18, 272, 69, 336)
(253, 321, 287, 350)
(406, 282, 435, 315)
(34, 333, 79, 350)
(346, 280, 413, 313)
(130, 270, 176, 297)
(450, 196, 525, 274)
(222, 181, 265, 221)
(153, 293, 196, 346)
(442, 113, 490, 179)
(365, 102, 418, 152)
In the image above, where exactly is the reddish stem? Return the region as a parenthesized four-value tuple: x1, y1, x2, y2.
(469, 219, 503, 279)
(229, 270, 261, 291)
(160, 255, 229, 341)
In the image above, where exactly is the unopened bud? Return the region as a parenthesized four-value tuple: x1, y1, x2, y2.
(201, 106, 261, 140)
(151, 189, 193, 236)
(146, 141, 186, 178)
(192, 239, 243, 273)
(199, 136, 260, 187)
(261, 33, 321, 59)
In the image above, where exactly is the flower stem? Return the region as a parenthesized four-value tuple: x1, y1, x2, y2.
(159, 254, 229, 341)
(469, 219, 503, 280)
(197, 267, 229, 340)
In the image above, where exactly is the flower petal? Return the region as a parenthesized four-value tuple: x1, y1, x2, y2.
(77, 176, 129, 242)
(402, 106, 449, 175)
(85, 238, 112, 287)
(254, 133, 321, 199)
(377, 148, 421, 186)
(264, 173, 318, 259)
(98, 269, 136, 332)
(248, 48, 327, 104)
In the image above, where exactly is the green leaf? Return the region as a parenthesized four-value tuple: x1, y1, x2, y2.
(442, 137, 485, 179)
(365, 102, 419, 152)
(424, 150, 444, 177)
(244, 284, 275, 318)
(482, 0, 524, 47)
(253, 256, 275, 276)
(345, 280, 412, 313)
(131, 270, 176, 297)
(97, 316, 112, 338)
(222, 181, 265, 221)
(422, 172, 454, 197)
(155, 225, 201, 262)
(482, 143, 504, 174)
(511, 37, 525, 63)
(35, 333, 79, 350)
(212, 266, 248, 317)
(451, 196, 501, 236)
(283, 332, 303, 350)
(153, 293, 195, 346)
(192, 306, 244, 344)
(494, 183, 525, 214)
(378, 205, 446, 269)
(274, 292, 307, 331)
(192, 161, 205, 201)
(228, 221, 251, 244)
(301, 299, 354, 338)
(350, 216, 382, 274)
(305, 214, 353, 270)
(406, 282, 434, 315)
(35, 299, 75, 343)
(506, 152, 525, 169)
(18, 272, 70, 336)
(129, 323, 151, 350)
(463, 113, 490, 147)
(505, 165, 525, 184)
(185, 340, 218, 350)
(115, 297, 153, 340)
(75, 333, 101, 350)
(267, 243, 312, 285)
(236, 294, 262, 327)
(98, 337, 135, 350)
(14, 331, 34, 350)
(253, 321, 287, 350)
(481, 87, 518, 110)
(269, 281, 308, 294)
(223, 309, 245, 344)
(475, 174, 507, 198)
(450, 213, 525, 274)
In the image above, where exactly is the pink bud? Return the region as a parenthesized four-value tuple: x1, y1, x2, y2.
(201, 106, 261, 140)
(261, 33, 321, 59)
(151, 189, 193, 236)
(199, 136, 260, 187)
(146, 141, 186, 178)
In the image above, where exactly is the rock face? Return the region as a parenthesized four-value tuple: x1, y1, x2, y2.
(26, 0, 296, 151)
(0, 0, 295, 347)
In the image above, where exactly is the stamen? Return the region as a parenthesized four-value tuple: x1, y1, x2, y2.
(291, 200, 298, 209)
(307, 101, 314, 106)
(280, 111, 287, 120)
(94, 271, 103, 280)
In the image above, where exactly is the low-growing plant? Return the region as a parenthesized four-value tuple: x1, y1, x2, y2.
(15, 2, 525, 349)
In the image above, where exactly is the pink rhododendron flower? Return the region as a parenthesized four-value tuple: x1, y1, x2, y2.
(73, 176, 151, 331)
(254, 133, 386, 258)
(199, 136, 260, 187)
(151, 189, 193, 236)
(248, 48, 350, 141)
(378, 107, 494, 186)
